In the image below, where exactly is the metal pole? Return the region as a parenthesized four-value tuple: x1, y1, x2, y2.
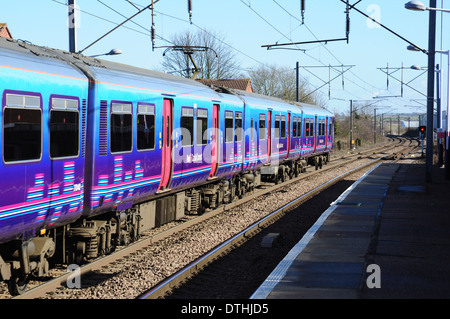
(437, 64, 443, 167)
(296, 62, 299, 102)
(446, 50, 450, 178)
(374, 108, 377, 144)
(426, 0, 437, 182)
(68, 0, 77, 53)
(350, 100, 353, 149)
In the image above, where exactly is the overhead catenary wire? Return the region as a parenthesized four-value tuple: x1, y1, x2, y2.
(50, 0, 411, 109)
(269, 0, 420, 111)
(241, 0, 374, 101)
(50, 0, 174, 46)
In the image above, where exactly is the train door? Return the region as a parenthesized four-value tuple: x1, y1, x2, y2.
(158, 98, 173, 191)
(209, 104, 219, 178)
(325, 117, 329, 151)
(46, 95, 85, 228)
(286, 112, 291, 158)
(267, 110, 272, 163)
(299, 112, 304, 156)
(313, 115, 317, 153)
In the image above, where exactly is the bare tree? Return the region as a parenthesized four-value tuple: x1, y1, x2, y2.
(161, 29, 241, 79)
(247, 64, 324, 106)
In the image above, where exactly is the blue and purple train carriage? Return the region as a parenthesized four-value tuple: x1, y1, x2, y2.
(0, 37, 334, 294)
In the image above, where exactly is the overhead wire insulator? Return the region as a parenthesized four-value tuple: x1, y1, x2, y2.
(401, 62, 404, 97)
(300, 0, 305, 24)
(328, 64, 331, 100)
(188, 0, 193, 24)
(386, 63, 389, 90)
(151, 0, 155, 51)
(346, 0, 350, 43)
(151, 24, 155, 52)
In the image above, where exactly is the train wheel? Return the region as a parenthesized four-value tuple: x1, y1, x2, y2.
(294, 163, 299, 177)
(8, 274, 29, 296)
(68, 241, 85, 265)
(280, 172, 285, 183)
(274, 175, 280, 184)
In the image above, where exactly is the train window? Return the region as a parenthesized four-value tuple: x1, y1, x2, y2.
(329, 122, 333, 136)
(137, 103, 155, 150)
(250, 118, 254, 141)
(274, 115, 280, 139)
(259, 114, 266, 140)
(50, 97, 79, 158)
(306, 119, 313, 137)
(196, 108, 208, 145)
(310, 120, 314, 137)
(3, 93, 42, 162)
(225, 111, 233, 143)
(110, 102, 132, 153)
(281, 116, 286, 138)
(297, 118, 302, 138)
(181, 107, 194, 147)
(235, 112, 243, 142)
(293, 116, 297, 137)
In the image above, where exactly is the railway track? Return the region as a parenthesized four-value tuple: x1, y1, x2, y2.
(140, 137, 419, 299)
(7, 137, 417, 299)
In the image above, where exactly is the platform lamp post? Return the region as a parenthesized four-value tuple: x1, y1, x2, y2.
(410, 59, 446, 167)
(406, 0, 450, 179)
(405, 0, 438, 182)
(89, 48, 123, 58)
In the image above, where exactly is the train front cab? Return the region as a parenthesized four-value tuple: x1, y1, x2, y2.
(0, 49, 88, 294)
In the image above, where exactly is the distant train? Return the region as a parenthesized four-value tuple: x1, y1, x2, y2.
(0, 37, 334, 295)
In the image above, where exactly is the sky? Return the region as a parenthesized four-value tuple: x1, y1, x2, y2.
(1, 0, 448, 116)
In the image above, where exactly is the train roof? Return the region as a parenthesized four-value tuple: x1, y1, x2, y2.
(296, 102, 334, 117)
(213, 87, 298, 111)
(0, 37, 89, 81)
(89, 58, 224, 99)
(0, 37, 334, 117)
(215, 87, 333, 116)
(0, 37, 224, 102)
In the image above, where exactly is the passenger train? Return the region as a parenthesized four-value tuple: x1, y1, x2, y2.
(0, 37, 334, 295)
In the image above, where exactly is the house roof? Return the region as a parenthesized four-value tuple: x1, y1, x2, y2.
(196, 78, 253, 92)
(0, 23, 12, 39)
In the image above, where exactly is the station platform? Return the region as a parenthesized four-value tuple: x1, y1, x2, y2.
(251, 161, 450, 299)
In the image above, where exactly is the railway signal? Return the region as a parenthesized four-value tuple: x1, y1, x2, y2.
(419, 126, 426, 134)
(419, 126, 426, 158)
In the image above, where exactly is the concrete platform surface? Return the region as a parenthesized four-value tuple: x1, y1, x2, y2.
(251, 162, 450, 299)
